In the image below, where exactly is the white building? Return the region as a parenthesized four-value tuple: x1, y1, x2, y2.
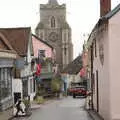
(0, 27, 36, 102)
(0, 32, 17, 111)
(87, 1, 120, 119)
(61, 55, 83, 90)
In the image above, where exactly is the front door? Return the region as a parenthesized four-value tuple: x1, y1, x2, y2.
(96, 70, 99, 112)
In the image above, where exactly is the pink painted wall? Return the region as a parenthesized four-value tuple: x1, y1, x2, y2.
(32, 35, 53, 58)
(92, 10, 120, 120)
(93, 25, 111, 120)
(82, 50, 88, 77)
(109, 11, 120, 120)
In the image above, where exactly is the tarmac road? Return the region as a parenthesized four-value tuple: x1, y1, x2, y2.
(26, 96, 93, 120)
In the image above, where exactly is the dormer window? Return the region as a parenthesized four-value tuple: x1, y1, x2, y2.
(51, 16, 56, 28)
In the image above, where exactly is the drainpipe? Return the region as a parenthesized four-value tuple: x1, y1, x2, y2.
(90, 44, 94, 110)
(0, 79, 1, 111)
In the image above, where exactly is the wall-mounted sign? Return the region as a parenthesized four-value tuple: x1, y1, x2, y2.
(15, 58, 25, 69)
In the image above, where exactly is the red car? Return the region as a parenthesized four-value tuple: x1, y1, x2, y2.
(71, 86, 87, 98)
(68, 88, 75, 95)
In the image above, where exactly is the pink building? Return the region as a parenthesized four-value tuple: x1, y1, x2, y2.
(87, 1, 120, 120)
(82, 42, 88, 78)
(32, 34, 57, 92)
(32, 34, 55, 60)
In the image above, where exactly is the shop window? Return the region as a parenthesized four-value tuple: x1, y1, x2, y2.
(0, 68, 12, 99)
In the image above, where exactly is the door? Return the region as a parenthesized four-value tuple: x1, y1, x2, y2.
(96, 70, 99, 112)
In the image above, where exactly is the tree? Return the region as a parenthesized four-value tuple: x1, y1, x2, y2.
(51, 78, 62, 97)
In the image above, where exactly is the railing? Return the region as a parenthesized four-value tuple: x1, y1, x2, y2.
(41, 65, 53, 74)
(39, 64, 53, 79)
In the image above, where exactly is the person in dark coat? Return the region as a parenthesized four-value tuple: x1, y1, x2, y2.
(15, 99, 24, 116)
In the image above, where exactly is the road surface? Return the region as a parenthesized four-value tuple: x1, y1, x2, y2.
(26, 96, 93, 120)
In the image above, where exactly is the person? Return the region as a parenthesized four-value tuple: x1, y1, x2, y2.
(15, 99, 24, 116)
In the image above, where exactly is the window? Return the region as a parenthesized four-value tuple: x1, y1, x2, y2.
(38, 50, 45, 58)
(0, 68, 12, 99)
(51, 16, 55, 28)
(92, 73, 95, 93)
(33, 79, 36, 92)
(64, 33, 66, 43)
(92, 43, 94, 61)
(64, 48, 67, 56)
(22, 79, 28, 97)
(5, 68, 8, 87)
(30, 79, 33, 93)
(40, 32, 43, 39)
(95, 39, 97, 57)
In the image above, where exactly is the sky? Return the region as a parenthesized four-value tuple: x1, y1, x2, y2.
(0, 0, 120, 58)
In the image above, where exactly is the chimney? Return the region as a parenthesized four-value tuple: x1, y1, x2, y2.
(100, 0, 111, 17)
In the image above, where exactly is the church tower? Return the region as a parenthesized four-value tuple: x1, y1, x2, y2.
(35, 0, 73, 70)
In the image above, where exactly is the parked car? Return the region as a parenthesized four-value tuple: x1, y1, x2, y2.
(67, 87, 75, 96)
(72, 86, 87, 98)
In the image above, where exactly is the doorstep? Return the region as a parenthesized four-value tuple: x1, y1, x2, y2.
(87, 110, 104, 120)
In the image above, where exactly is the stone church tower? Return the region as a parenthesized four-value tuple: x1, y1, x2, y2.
(35, 0, 73, 70)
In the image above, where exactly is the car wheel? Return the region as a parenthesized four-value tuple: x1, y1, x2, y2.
(73, 94, 76, 98)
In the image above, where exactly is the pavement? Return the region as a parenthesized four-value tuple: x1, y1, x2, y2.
(0, 107, 13, 120)
(0, 98, 61, 120)
(87, 110, 104, 120)
(0, 97, 103, 120)
(0, 102, 42, 120)
(31, 97, 62, 110)
(26, 96, 93, 120)
(85, 96, 103, 120)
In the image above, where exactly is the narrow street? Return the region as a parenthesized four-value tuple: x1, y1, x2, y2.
(24, 96, 92, 120)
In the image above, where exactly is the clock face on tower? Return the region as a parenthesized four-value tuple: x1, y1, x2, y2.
(49, 32, 58, 42)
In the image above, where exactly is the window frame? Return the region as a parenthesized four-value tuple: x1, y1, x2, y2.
(51, 16, 56, 28)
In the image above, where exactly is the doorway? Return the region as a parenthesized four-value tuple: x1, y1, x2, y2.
(96, 70, 99, 112)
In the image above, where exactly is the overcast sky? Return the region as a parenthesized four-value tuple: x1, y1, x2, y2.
(0, 0, 119, 58)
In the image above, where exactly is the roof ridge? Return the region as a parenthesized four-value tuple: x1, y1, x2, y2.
(0, 27, 31, 30)
(0, 28, 31, 56)
(32, 34, 53, 49)
(62, 55, 82, 74)
(104, 3, 120, 19)
(0, 32, 15, 51)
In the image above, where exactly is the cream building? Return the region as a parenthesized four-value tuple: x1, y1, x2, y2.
(87, 1, 120, 120)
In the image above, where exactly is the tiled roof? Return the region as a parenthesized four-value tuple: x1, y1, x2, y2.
(0, 27, 31, 57)
(103, 4, 120, 19)
(0, 33, 17, 55)
(62, 55, 82, 75)
(0, 33, 14, 50)
(87, 4, 120, 47)
(48, 0, 58, 5)
(36, 22, 44, 29)
(32, 34, 53, 49)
